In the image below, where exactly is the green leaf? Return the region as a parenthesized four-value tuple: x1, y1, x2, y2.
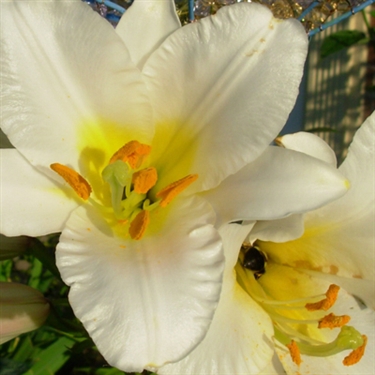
(95, 368, 125, 375)
(27, 238, 61, 281)
(23, 336, 75, 375)
(0, 358, 31, 375)
(320, 30, 366, 59)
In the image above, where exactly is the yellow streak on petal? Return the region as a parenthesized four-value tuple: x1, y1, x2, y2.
(286, 340, 302, 366)
(109, 140, 151, 169)
(132, 167, 158, 194)
(50, 163, 91, 200)
(156, 174, 198, 207)
(343, 335, 367, 366)
(129, 210, 150, 240)
(318, 313, 351, 329)
(305, 284, 340, 311)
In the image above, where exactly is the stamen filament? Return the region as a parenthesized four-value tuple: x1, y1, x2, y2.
(275, 326, 365, 357)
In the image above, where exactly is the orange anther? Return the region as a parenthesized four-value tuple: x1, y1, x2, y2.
(156, 174, 198, 207)
(51, 163, 91, 200)
(305, 284, 340, 311)
(129, 210, 150, 240)
(318, 313, 351, 329)
(286, 340, 302, 366)
(109, 140, 151, 169)
(343, 335, 367, 366)
(132, 167, 158, 194)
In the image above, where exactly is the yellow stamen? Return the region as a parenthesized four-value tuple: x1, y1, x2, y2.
(132, 167, 158, 194)
(109, 140, 151, 169)
(156, 174, 198, 207)
(286, 340, 302, 365)
(318, 313, 351, 329)
(305, 284, 340, 311)
(129, 210, 150, 240)
(343, 335, 367, 366)
(50, 163, 91, 200)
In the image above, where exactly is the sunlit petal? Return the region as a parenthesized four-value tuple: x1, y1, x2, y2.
(0, 149, 78, 236)
(159, 224, 273, 375)
(56, 196, 224, 371)
(260, 112, 375, 280)
(143, 3, 308, 191)
(249, 214, 305, 243)
(277, 132, 337, 166)
(1, 0, 153, 171)
(203, 146, 348, 226)
(116, 0, 180, 69)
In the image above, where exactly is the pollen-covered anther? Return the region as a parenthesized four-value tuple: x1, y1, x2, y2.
(109, 140, 151, 168)
(343, 335, 367, 366)
(156, 174, 198, 207)
(129, 210, 150, 240)
(305, 284, 340, 311)
(132, 167, 158, 194)
(286, 340, 302, 366)
(318, 313, 351, 329)
(50, 163, 92, 200)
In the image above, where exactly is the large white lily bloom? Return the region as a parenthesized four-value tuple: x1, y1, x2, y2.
(0, 0, 349, 371)
(159, 114, 375, 375)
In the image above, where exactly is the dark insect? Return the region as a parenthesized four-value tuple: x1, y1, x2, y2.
(242, 245, 267, 280)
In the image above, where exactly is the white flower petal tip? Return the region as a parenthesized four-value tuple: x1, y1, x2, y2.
(0, 282, 50, 345)
(56, 196, 224, 372)
(276, 131, 337, 167)
(116, 0, 181, 68)
(204, 147, 349, 226)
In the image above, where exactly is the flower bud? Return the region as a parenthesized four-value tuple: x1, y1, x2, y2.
(0, 234, 29, 260)
(0, 282, 50, 344)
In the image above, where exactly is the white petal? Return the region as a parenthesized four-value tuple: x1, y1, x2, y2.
(56, 196, 224, 372)
(259, 352, 286, 375)
(116, 0, 180, 69)
(220, 222, 256, 276)
(0, 149, 78, 237)
(249, 214, 305, 243)
(1, 0, 153, 171)
(263, 112, 375, 280)
(203, 146, 349, 226)
(275, 288, 375, 375)
(277, 132, 337, 166)
(159, 282, 273, 375)
(143, 3, 308, 192)
(159, 222, 273, 375)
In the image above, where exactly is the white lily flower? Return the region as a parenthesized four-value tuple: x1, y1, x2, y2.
(0, 282, 50, 345)
(159, 114, 374, 375)
(0, 0, 349, 371)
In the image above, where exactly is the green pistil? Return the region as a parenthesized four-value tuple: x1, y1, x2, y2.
(275, 325, 364, 357)
(102, 161, 131, 218)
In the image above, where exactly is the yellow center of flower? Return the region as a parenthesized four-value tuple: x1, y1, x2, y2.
(236, 243, 367, 367)
(51, 140, 198, 240)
